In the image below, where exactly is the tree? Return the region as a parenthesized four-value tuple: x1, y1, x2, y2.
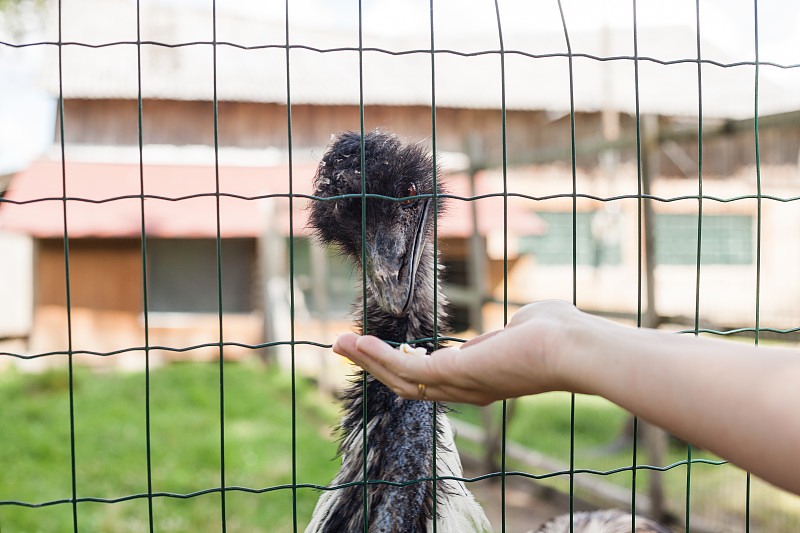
(0, 0, 47, 41)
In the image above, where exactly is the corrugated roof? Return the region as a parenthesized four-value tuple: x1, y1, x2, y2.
(0, 159, 308, 238)
(31, 0, 800, 119)
(0, 157, 545, 239)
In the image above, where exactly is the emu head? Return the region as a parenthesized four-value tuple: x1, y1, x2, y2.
(309, 130, 443, 318)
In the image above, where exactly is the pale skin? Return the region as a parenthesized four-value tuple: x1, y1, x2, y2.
(333, 300, 800, 496)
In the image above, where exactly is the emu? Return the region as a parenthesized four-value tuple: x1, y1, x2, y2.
(305, 130, 671, 533)
(305, 129, 491, 533)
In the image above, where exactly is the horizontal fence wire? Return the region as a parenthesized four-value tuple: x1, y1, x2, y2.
(1, 0, 798, 531)
(5, 191, 800, 207)
(5, 322, 800, 363)
(2, 38, 800, 71)
(0, 459, 728, 509)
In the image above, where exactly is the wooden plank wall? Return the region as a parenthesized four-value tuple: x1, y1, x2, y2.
(36, 238, 143, 313)
(57, 99, 589, 167)
(57, 98, 800, 178)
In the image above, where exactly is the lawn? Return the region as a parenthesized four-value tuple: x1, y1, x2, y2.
(0, 361, 341, 533)
(451, 393, 800, 532)
(3, 362, 799, 532)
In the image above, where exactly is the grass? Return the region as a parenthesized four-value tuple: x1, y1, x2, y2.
(451, 393, 800, 532)
(0, 361, 341, 533)
(3, 363, 799, 532)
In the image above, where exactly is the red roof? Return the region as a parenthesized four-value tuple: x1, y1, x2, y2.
(1, 160, 545, 239)
(441, 173, 547, 238)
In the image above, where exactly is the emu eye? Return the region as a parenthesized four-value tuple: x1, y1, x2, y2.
(400, 183, 418, 205)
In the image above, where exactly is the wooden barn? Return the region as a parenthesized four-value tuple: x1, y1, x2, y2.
(2, 0, 800, 373)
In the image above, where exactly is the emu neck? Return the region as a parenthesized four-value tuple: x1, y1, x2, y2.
(332, 249, 446, 533)
(356, 246, 444, 349)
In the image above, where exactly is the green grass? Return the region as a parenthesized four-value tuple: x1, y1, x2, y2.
(0, 361, 341, 533)
(451, 393, 800, 531)
(3, 365, 799, 532)
(454, 392, 674, 470)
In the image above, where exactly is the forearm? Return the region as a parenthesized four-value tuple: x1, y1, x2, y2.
(562, 319, 800, 494)
(334, 300, 800, 495)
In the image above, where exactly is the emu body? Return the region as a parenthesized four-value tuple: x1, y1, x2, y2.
(535, 509, 673, 533)
(305, 130, 490, 533)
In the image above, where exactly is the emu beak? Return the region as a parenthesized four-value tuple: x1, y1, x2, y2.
(363, 199, 431, 317)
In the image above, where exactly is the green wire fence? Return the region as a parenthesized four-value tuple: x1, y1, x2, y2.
(1, 0, 799, 532)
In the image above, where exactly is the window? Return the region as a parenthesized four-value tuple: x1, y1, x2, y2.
(147, 238, 256, 313)
(519, 211, 753, 267)
(655, 213, 753, 265)
(519, 210, 623, 266)
(292, 237, 358, 318)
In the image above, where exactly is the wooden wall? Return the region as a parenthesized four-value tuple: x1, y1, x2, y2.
(36, 238, 143, 313)
(58, 99, 800, 180)
(31, 238, 262, 365)
(58, 99, 599, 168)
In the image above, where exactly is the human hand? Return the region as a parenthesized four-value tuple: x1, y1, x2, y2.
(332, 300, 585, 405)
(334, 299, 800, 496)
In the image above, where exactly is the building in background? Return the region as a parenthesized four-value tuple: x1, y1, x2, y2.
(1, 0, 800, 373)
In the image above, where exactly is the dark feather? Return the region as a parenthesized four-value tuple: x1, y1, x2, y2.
(305, 130, 486, 533)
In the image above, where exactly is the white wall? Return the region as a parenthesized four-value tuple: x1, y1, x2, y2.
(0, 232, 33, 338)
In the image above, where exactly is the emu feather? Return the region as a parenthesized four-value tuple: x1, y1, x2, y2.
(533, 509, 673, 533)
(305, 130, 491, 533)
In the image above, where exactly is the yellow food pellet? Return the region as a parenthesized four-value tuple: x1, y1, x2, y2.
(398, 343, 428, 356)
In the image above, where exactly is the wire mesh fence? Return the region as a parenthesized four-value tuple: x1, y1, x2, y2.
(1, 0, 800, 531)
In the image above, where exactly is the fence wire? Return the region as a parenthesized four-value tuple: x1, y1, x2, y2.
(1, 0, 799, 532)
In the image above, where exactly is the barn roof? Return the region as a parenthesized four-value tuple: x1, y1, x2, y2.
(0, 154, 545, 239)
(0, 159, 304, 239)
(29, 0, 800, 119)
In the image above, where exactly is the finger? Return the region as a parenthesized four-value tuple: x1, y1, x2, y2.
(340, 336, 498, 404)
(354, 334, 404, 358)
(333, 334, 396, 380)
(334, 335, 488, 403)
(406, 382, 496, 406)
(332, 332, 362, 359)
(335, 334, 409, 369)
(355, 336, 431, 377)
(335, 335, 427, 396)
(460, 329, 502, 349)
(355, 336, 446, 394)
(353, 337, 468, 400)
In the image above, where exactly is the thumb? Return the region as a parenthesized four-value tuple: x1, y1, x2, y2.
(460, 329, 502, 350)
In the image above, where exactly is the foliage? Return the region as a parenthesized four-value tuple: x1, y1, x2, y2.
(0, 0, 46, 40)
(0, 0, 44, 12)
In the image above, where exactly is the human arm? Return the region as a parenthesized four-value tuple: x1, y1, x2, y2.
(332, 300, 800, 495)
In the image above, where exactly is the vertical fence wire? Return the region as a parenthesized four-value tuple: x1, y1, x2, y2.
(427, 1, 440, 529)
(209, 2, 229, 530)
(688, 1, 705, 529)
(749, 1, 763, 531)
(631, 1, 642, 528)
(554, 2, 578, 530)
(54, 0, 79, 530)
(134, 1, 155, 530)
(491, 1, 510, 531)
(356, 1, 370, 529)
(283, 0, 299, 530)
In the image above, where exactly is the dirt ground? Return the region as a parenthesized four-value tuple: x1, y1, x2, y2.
(462, 457, 598, 533)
